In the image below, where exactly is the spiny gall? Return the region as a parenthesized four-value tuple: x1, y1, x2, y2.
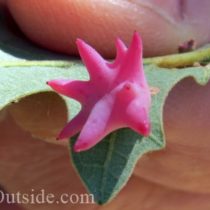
(48, 32, 151, 152)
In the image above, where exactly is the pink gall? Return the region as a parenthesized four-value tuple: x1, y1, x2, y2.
(47, 32, 151, 152)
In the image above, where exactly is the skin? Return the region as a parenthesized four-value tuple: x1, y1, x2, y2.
(6, 0, 210, 57)
(1, 0, 210, 209)
(0, 0, 6, 10)
(1, 80, 210, 210)
(0, 0, 5, 5)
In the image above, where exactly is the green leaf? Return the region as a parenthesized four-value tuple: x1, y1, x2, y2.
(1, 7, 210, 207)
(70, 65, 210, 204)
(0, 9, 86, 119)
(0, 65, 88, 118)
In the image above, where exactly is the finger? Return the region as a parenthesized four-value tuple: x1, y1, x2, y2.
(7, 0, 210, 58)
(2, 112, 210, 210)
(105, 176, 210, 210)
(134, 78, 210, 194)
(0, 113, 94, 210)
(0, 0, 6, 8)
(9, 92, 69, 145)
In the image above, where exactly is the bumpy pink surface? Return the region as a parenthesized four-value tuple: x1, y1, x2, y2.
(48, 32, 151, 152)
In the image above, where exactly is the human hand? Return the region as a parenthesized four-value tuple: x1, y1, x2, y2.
(1, 1, 210, 210)
(6, 0, 210, 57)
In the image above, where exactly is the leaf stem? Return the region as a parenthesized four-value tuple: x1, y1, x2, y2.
(0, 60, 74, 68)
(1, 47, 210, 69)
(143, 47, 210, 68)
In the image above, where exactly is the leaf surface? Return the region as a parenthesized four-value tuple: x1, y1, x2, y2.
(1, 8, 210, 205)
(70, 65, 210, 204)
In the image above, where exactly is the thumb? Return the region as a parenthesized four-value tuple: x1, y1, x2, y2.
(7, 0, 210, 58)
